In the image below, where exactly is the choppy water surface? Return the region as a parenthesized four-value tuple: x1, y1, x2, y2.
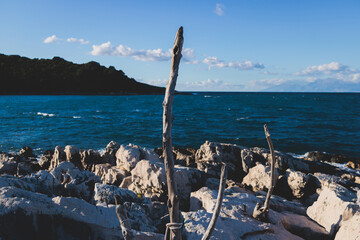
(0, 93, 359, 157)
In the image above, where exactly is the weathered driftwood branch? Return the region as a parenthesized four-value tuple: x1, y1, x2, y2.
(263, 124, 276, 211)
(162, 26, 184, 240)
(202, 164, 227, 240)
(252, 124, 276, 221)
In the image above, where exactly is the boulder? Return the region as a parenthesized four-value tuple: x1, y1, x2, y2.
(64, 145, 82, 169)
(195, 141, 244, 181)
(49, 146, 66, 170)
(0, 152, 38, 176)
(129, 160, 205, 209)
(18, 146, 36, 158)
(242, 163, 278, 192)
(286, 169, 318, 199)
(0, 152, 19, 175)
(25, 170, 61, 195)
(154, 147, 197, 167)
(252, 148, 340, 175)
(0, 175, 36, 192)
(0, 186, 162, 239)
(241, 148, 257, 173)
(307, 185, 359, 235)
(80, 149, 101, 171)
(116, 144, 160, 171)
(335, 212, 360, 240)
(313, 172, 355, 191)
(50, 162, 101, 201)
(93, 183, 138, 205)
(101, 141, 120, 166)
(39, 149, 54, 170)
(173, 147, 196, 167)
(250, 147, 289, 173)
(0, 186, 123, 240)
(94, 163, 129, 186)
(307, 151, 351, 164)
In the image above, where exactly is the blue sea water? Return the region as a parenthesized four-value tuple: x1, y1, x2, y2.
(0, 93, 359, 157)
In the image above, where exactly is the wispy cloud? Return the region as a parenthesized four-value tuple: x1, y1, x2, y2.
(295, 62, 348, 76)
(67, 37, 89, 45)
(214, 3, 225, 16)
(295, 62, 360, 83)
(186, 78, 223, 87)
(91, 41, 195, 62)
(43, 35, 61, 43)
(203, 56, 264, 70)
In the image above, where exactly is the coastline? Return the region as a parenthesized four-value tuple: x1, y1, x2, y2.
(0, 140, 359, 239)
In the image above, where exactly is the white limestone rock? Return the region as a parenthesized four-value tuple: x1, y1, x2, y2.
(116, 144, 160, 171)
(335, 212, 360, 240)
(101, 141, 120, 166)
(129, 160, 204, 207)
(195, 141, 244, 180)
(94, 163, 129, 186)
(49, 146, 66, 170)
(93, 183, 138, 205)
(242, 163, 278, 192)
(50, 161, 101, 201)
(241, 148, 257, 173)
(286, 169, 318, 199)
(0, 186, 162, 239)
(307, 185, 359, 235)
(0, 186, 121, 239)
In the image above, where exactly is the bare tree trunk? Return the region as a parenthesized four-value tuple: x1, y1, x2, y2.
(252, 124, 276, 222)
(162, 26, 184, 240)
(202, 164, 227, 240)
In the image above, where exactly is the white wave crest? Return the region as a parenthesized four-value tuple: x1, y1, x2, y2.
(37, 112, 55, 117)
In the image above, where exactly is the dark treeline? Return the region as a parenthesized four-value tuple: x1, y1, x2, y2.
(0, 53, 165, 95)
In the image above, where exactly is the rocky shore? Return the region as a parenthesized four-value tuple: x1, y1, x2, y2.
(0, 141, 359, 239)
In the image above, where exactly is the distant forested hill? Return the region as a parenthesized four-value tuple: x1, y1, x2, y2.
(0, 53, 165, 95)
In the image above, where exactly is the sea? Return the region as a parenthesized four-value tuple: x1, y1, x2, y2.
(0, 93, 359, 157)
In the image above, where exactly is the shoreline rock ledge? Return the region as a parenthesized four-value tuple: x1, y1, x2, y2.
(0, 141, 359, 239)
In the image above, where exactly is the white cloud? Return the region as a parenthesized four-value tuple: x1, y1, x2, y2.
(295, 62, 360, 84)
(187, 79, 223, 87)
(43, 35, 61, 43)
(296, 62, 347, 76)
(91, 42, 197, 62)
(203, 56, 264, 70)
(214, 3, 225, 16)
(67, 37, 89, 44)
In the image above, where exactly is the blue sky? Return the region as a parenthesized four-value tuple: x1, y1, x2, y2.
(1, 0, 360, 92)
